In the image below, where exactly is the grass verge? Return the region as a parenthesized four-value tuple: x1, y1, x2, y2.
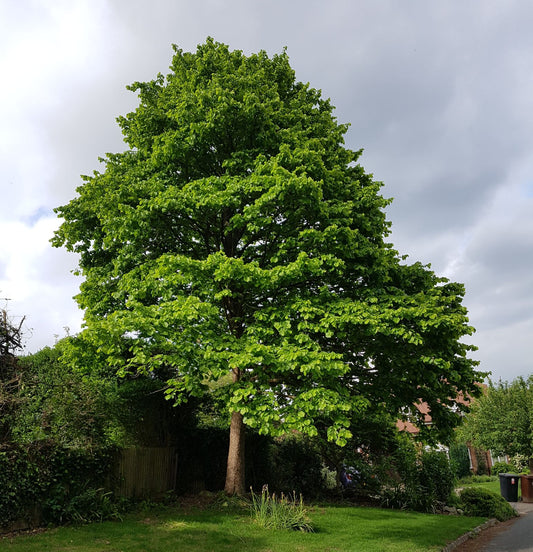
(457, 476, 503, 497)
(0, 504, 486, 552)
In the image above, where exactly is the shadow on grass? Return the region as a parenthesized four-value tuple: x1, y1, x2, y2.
(96, 509, 268, 552)
(0, 510, 266, 552)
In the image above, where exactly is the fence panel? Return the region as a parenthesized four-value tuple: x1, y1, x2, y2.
(116, 447, 178, 498)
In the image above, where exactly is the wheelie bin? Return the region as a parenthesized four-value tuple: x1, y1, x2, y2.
(499, 473, 521, 502)
(521, 474, 533, 503)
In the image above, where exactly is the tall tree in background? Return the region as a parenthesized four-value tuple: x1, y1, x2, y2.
(459, 378, 533, 472)
(53, 39, 483, 494)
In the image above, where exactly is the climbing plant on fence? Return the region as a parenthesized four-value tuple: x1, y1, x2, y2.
(0, 442, 117, 528)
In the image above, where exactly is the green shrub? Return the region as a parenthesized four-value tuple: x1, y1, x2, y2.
(343, 458, 382, 498)
(491, 461, 515, 475)
(380, 441, 455, 513)
(459, 487, 518, 521)
(0, 447, 44, 526)
(380, 484, 436, 512)
(60, 488, 123, 524)
(419, 449, 455, 503)
(250, 486, 313, 532)
(511, 454, 529, 473)
(0, 443, 120, 528)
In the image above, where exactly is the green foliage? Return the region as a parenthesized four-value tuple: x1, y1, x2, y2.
(449, 442, 471, 479)
(53, 39, 483, 493)
(56, 488, 123, 524)
(459, 487, 518, 521)
(14, 344, 115, 447)
(460, 377, 533, 465)
(380, 438, 455, 512)
(419, 449, 455, 503)
(42, 446, 119, 524)
(0, 446, 43, 525)
(511, 453, 530, 473)
(491, 461, 515, 475)
(250, 486, 314, 532)
(0, 443, 120, 528)
(317, 408, 402, 484)
(12, 340, 190, 449)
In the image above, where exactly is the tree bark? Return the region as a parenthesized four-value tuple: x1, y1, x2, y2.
(224, 410, 246, 495)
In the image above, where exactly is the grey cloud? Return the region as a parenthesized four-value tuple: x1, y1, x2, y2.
(3, 0, 533, 381)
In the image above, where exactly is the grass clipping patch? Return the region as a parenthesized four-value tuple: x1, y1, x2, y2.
(250, 486, 314, 533)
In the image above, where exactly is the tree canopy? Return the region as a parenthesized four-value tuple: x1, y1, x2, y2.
(53, 39, 483, 494)
(459, 377, 533, 471)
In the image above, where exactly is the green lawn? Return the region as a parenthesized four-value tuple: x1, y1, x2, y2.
(0, 505, 486, 552)
(459, 476, 505, 497)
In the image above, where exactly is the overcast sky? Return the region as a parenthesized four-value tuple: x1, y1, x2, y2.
(1, 0, 532, 383)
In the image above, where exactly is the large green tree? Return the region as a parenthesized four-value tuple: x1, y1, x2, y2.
(459, 377, 533, 472)
(53, 39, 483, 494)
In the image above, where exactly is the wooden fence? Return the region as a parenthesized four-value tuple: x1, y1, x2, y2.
(115, 447, 178, 498)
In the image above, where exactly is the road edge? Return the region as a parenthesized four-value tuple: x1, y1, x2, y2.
(442, 518, 499, 551)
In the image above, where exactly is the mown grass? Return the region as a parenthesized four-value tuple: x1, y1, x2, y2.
(458, 475, 503, 497)
(0, 504, 486, 552)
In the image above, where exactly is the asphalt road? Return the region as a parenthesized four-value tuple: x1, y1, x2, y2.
(480, 503, 533, 552)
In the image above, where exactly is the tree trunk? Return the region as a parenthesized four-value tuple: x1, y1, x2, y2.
(224, 410, 246, 495)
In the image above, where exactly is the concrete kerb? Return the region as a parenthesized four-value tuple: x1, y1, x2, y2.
(441, 518, 498, 551)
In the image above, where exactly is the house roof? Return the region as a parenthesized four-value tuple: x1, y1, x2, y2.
(396, 387, 485, 435)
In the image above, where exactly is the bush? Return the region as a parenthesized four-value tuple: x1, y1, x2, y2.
(0, 443, 120, 528)
(491, 461, 515, 475)
(379, 442, 455, 513)
(511, 454, 529, 473)
(380, 484, 436, 513)
(459, 487, 518, 521)
(59, 488, 123, 524)
(342, 458, 382, 498)
(419, 449, 455, 503)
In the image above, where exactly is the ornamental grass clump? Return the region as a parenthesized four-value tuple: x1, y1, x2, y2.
(250, 486, 314, 532)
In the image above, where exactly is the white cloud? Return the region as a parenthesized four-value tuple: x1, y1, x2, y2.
(0, 216, 82, 352)
(1, 0, 533, 381)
